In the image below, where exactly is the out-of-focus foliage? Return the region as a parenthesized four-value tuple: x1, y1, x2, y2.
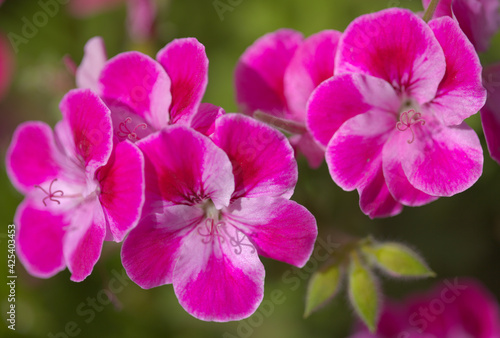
(0, 0, 500, 337)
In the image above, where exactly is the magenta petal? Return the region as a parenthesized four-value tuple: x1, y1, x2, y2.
(428, 17, 486, 126)
(173, 223, 265, 321)
(76, 36, 107, 92)
(422, 0, 454, 18)
(383, 133, 438, 206)
(336, 8, 446, 104)
(357, 165, 404, 219)
(481, 63, 500, 164)
(97, 141, 145, 242)
(190, 103, 225, 137)
(284, 30, 341, 121)
(235, 29, 303, 116)
(99, 51, 171, 129)
(402, 119, 483, 197)
(6, 122, 61, 194)
(452, 0, 500, 52)
(122, 205, 203, 289)
(307, 73, 400, 147)
(212, 114, 297, 199)
(59, 89, 113, 174)
(325, 111, 395, 191)
(138, 126, 234, 209)
(64, 201, 106, 282)
(15, 199, 66, 278)
(156, 38, 208, 124)
(224, 197, 317, 267)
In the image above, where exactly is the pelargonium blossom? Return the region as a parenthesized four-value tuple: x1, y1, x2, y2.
(481, 63, 500, 164)
(76, 36, 223, 140)
(6, 89, 144, 281)
(307, 8, 486, 218)
(235, 28, 341, 168)
(121, 114, 317, 321)
(422, 0, 500, 52)
(349, 279, 500, 337)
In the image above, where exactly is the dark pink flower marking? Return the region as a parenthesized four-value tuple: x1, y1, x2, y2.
(396, 109, 426, 144)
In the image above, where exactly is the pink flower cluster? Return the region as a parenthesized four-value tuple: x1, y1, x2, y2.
(6, 37, 317, 321)
(237, 5, 495, 218)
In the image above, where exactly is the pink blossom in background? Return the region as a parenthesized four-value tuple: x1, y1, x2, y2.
(121, 114, 317, 321)
(307, 8, 485, 218)
(481, 63, 500, 164)
(422, 0, 500, 52)
(350, 279, 500, 337)
(235, 28, 342, 168)
(69, 0, 156, 41)
(0, 32, 13, 100)
(77, 37, 221, 141)
(6, 89, 145, 281)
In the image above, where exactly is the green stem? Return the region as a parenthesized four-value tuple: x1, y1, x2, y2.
(422, 0, 440, 22)
(253, 111, 308, 135)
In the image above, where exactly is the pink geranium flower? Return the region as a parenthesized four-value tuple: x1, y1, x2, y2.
(235, 28, 342, 168)
(76, 36, 222, 140)
(481, 63, 500, 164)
(307, 8, 486, 218)
(121, 114, 317, 321)
(422, 0, 500, 52)
(350, 279, 500, 337)
(6, 89, 145, 281)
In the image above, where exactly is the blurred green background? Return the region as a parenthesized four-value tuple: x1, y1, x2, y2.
(1, 0, 500, 337)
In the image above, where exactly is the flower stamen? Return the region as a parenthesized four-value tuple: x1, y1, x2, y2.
(116, 117, 148, 141)
(396, 109, 426, 144)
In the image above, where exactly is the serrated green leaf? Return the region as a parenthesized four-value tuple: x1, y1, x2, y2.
(304, 263, 343, 318)
(348, 254, 379, 332)
(364, 243, 435, 278)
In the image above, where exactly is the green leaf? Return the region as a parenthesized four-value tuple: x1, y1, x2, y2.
(363, 243, 435, 279)
(304, 263, 343, 318)
(348, 254, 379, 332)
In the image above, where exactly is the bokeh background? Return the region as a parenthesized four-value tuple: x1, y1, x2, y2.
(1, 0, 500, 337)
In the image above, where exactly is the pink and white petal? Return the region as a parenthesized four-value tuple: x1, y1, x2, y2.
(325, 110, 395, 191)
(382, 132, 439, 206)
(223, 196, 317, 268)
(59, 89, 113, 174)
(290, 132, 325, 169)
(63, 200, 106, 282)
(190, 103, 225, 137)
(76, 36, 107, 92)
(156, 38, 208, 124)
(138, 126, 234, 209)
(127, 0, 156, 41)
(307, 73, 400, 147)
(212, 114, 297, 199)
(235, 29, 303, 116)
(6, 122, 62, 194)
(481, 63, 500, 164)
(121, 205, 203, 289)
(173, 222, 265, 321)
(402, 119, 483, 197)
(15, 199, 67, 278)
(284, 30, 341, 121)
(452, 0, 500, 52)
(428, 17, 486, 126)
(98, 51, 171, 129)
(97, 140, 145, 242)
(336, 8, 446, 104)
(357, 165, 404, 219)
